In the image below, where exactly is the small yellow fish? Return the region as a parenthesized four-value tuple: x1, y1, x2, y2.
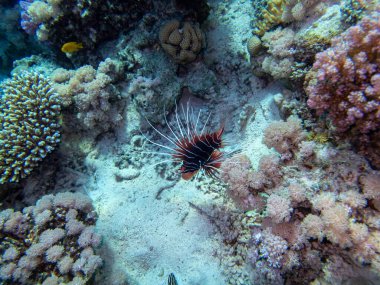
(61, 42, 83, 53)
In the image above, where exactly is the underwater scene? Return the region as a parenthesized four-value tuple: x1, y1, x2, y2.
(0, 0, 380, 284)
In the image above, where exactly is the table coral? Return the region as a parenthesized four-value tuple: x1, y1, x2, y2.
(0, 72, 61, 184)
(159, 20, 205, 64)
(0, 192, 102, 284)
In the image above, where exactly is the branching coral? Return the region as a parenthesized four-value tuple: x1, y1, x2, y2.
(305, 12, 380, 167)
(0, 72, 61, 184)
(249, 1, 351, 81)
(263, 116, 306, 161)
(305, 12, 380, 135)
(222, 118, 380, 284)
(0, 192, 102, 284)
(51, 58, 124, 133)
(252, 0, 321, 36)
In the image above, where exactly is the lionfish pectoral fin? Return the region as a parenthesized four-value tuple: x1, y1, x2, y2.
(217, 125, 224, 139)
(182, 170, 198, 180)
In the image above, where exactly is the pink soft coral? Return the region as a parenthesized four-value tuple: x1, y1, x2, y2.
(305, 12, 380, 135)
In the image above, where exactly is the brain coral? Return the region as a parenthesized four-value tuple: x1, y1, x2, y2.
(0, 72, 61, 184)
(305, 12, 380, 136)
(159, 20, 205, 64)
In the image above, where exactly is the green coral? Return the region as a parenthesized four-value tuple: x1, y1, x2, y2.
(297, 5, 346, 48)
(0, 72, 61, 184)
(341, 0, 370, 24)
(252, 0, 286, 36)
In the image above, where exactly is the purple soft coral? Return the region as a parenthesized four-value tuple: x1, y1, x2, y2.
(305, 12, 380, 135)
(19, 0, 38, 35)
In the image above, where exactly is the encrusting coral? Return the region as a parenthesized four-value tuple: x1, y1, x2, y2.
(0, 72, 61, 184)
(0, 192, 102, 284)
(159, 19, 205, 64)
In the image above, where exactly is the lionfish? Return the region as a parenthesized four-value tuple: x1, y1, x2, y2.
(144, 102, 235, 180)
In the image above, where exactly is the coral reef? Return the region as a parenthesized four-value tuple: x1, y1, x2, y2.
(159, 20, 206, 64)
(305, 12, 380, 166)
(249, 1, 380, 82)
(51, 58, 124, 134)
(252, 0, 321, 36)
(263, 116, 306, 161)
(2, 0, 379, 284)
(19, 0, 153, 48)
(0, 192, 102, 284)
(0, 72, 61, 184)
(305, 12, 380, 135)
(221, 118, 380, 284)
(249, 2, 348, 81)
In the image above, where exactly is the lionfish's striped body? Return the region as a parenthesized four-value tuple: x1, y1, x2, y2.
(144, 102, 227, 180)
(173, 127, 224, 180)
